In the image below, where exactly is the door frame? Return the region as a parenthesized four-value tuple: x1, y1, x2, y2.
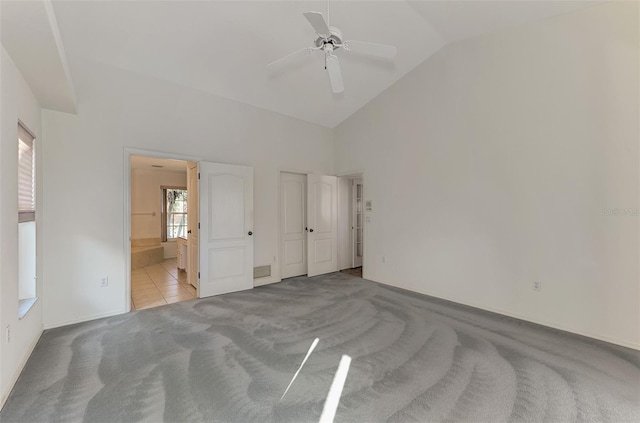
(351, 177, 364, 268)
(123, 148, 202, 312)
(336, 171, 365, 275)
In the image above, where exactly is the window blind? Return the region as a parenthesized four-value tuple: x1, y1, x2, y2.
(18, 123, 35, 222)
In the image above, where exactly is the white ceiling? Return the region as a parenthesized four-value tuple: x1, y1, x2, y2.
(130, 156, 187, 172)
(48, 0, 598, 127)
(1, 0, 76, 113)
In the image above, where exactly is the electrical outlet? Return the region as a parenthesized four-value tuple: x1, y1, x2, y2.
(100, 276, 109, 287)
(382, 256, 386, 263)
(272, 256, 277, 263)
(6, 325, 10, 344)
(533, 281, 542, 291)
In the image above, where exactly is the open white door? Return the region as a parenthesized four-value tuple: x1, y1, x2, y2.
(199, 162, 254, 297)
(307, 174, 338, 277)
(187, 163, 199, 289)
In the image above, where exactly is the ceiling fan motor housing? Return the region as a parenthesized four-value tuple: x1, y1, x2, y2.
(315, 26, 343, 50)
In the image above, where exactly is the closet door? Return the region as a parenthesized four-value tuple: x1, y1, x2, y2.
(307, 174, 338, 277)
(281, 172, 307, 279)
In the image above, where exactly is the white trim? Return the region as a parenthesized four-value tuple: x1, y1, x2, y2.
(371, 278, 640, 351)
(254, 276, 282, 287)
(0, 325, 43, 409)
(18, 297, 39, 320)
(337, 173, 365, 272)
(336, 169, 364, 178)
(278, 166, 314, 175)
(44, 309, 126, 330)
(123, 147, 202, 313)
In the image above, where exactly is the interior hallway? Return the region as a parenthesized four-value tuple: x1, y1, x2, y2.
(131, 258, 197, 310)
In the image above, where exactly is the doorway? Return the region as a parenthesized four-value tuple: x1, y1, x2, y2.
(338, 174, 364, 278)
(126, 152, 256, 311)
(352, 177, 364, 269)
(129, 155, 196, 310)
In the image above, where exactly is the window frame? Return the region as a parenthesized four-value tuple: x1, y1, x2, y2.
(17, 120, 38, 318)
(161, 186, 188, 242)
(18, 121, 36, 223)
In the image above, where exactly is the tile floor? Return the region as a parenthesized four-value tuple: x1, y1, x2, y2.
(131, 258, 197, 311)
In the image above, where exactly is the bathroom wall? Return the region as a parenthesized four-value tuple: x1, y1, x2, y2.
(131, 167, 187, 258)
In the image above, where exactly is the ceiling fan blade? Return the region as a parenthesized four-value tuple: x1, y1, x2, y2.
(303, 11, 331, 39)
(325, 54, 344, 94)
(267, 47, 316, 67)
(343, 40, 397, 58)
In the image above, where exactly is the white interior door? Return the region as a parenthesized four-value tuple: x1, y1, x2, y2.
(199, 161, 254, 297)
(352, 178, 363, 268)
(187, 163, 199, 289)
(307, 174, 338, 277)
(281, 172, 307, 279)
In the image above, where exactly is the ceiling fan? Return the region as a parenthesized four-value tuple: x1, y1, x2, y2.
(268, 2, 397, 94)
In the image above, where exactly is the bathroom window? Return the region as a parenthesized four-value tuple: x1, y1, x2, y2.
(162, 188, 187, 241)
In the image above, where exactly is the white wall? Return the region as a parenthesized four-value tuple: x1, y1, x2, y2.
(0, 47, 44, 405)
(334, 2, 639, 349)
(131, 168, 186, 236)
(42, 58, 333, 328)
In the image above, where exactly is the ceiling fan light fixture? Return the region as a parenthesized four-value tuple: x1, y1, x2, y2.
(267, 2, 397, 93)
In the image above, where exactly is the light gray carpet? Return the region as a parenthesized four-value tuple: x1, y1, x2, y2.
(1, 273, 639, 422)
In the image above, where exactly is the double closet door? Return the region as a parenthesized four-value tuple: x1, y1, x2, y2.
(280, 172, 338, 279)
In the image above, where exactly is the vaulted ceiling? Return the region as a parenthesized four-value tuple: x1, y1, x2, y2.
(6, 1, 600, 127)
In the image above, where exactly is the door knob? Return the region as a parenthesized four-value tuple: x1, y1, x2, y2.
(309, 229, 314, 233)
(248, 231, 253, 236)
(187, 230, 192, 234)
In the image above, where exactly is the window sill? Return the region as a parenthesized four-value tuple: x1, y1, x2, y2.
(18, 297, 38, 320)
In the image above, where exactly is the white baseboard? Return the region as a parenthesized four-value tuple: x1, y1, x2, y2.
(371, 278, 640, 351)
(0, 325, 43, 409)
(44, 309, 126, 330)
(254, 276, 281, 287)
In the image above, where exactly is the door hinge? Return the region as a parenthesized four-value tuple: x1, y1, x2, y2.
(198, 222, 200, 229)
(198, 173, 200, 179)
(198, 272, 200, 279)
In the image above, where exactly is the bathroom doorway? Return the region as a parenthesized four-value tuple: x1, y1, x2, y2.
(129, 155, 196, 310)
